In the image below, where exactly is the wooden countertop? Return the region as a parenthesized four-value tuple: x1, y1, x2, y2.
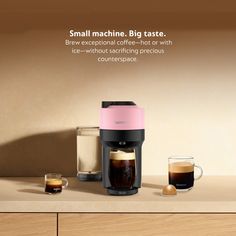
(0, 176, 235, 213)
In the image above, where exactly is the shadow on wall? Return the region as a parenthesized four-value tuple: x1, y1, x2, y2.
(0, 129, 77, 177)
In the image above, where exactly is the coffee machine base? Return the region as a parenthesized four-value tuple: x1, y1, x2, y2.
(77, 172, 102, 181)
(107, 188, 138, 196)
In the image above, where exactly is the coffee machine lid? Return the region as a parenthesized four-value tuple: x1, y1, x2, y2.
(102, 101, 136, 108)
(100, 101, 144, 130)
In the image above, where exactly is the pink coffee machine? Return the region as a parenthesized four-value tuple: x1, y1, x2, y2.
(100, 101, 145, 195)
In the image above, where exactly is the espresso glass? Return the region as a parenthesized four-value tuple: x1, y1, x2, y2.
(168, 156, 203, 191)
(109, 149, 136, 190)
(45, 173, 68, 194)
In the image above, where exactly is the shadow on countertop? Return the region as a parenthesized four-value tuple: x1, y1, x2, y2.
(67, 179, 107, 195)
(142, 182, 166, 197)
(5, 177, 106, 196)
(18, 189, 45, 195)
(142, 183, 164, 190)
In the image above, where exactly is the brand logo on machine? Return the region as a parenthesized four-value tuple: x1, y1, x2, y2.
(115, 121, 126, 124)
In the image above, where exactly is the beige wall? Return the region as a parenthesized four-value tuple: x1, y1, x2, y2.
(0, 1, 236, 176)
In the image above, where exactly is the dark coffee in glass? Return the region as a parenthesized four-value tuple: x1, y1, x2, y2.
(109, 150, 135, 189)
(44, 173, 68, 194)
(169, 163, 194, 190)
(168, 157, 203, 191)
(45, 179, 62, 194)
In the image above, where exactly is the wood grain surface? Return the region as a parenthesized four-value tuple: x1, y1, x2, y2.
(59, 213, 236, 236)
(0, 213, 56, 236)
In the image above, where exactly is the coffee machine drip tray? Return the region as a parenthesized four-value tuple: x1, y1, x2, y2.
(107, 188, 138, 196)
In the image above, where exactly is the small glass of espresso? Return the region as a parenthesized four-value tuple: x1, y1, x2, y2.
(45, 173, 68, 194)
(168, 156, 203, 191)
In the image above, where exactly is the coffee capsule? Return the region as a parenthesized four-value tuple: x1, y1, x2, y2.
(162, 184, 177, 196)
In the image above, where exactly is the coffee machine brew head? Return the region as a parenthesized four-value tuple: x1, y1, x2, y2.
(100, 101, 145, 195)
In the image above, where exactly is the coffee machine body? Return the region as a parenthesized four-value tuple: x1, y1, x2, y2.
(100, 101, 145, 195)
